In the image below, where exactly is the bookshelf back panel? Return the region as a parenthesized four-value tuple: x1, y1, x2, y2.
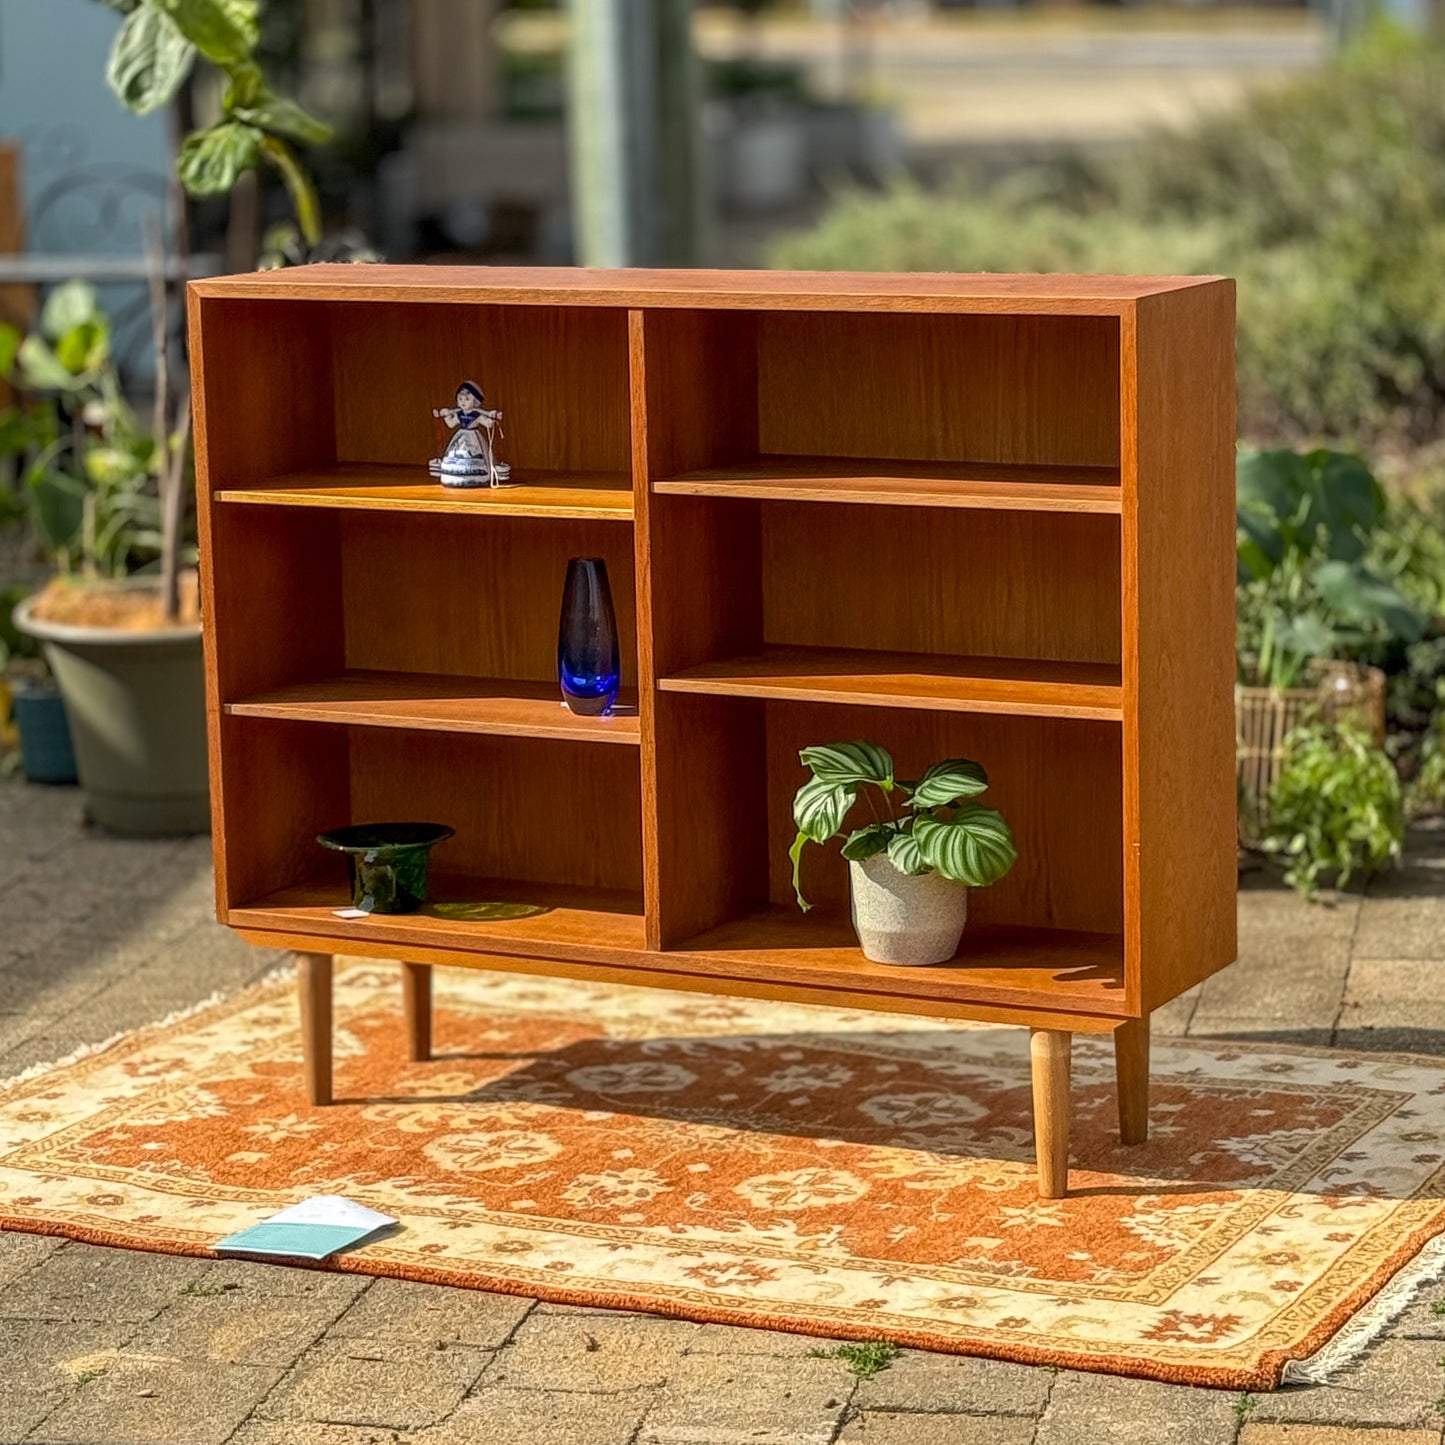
(195, 299, 338, 486)
(763, 702, 1124, 936)
(347, 729, 644, 895)
(328, 302, 631, 475)
(762, 505, 1122, 666)
(758, 312, 1121, 468)
(338, 512, 637, 687)
(221, 722, 644, 905)
(209, 506, 346, 703)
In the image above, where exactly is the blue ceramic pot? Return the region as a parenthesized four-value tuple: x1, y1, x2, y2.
(12, 684, 78, 785)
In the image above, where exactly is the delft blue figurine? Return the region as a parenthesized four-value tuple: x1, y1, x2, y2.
(429, 380, 512, 488)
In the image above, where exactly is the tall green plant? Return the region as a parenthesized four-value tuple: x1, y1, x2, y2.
(1235, 447, 1425, 688)
(0, 283, 175, 579)
(788, 741, 1018, 911)
(98, 0, 331, 247)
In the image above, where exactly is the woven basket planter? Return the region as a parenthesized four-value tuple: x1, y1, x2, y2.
(1236, 661, 1386, 844)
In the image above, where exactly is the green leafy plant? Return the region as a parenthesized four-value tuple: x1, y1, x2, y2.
(1235, 448, 1425, 689)
(98, 0, 331, 247)
(0, 283, 171, 580)
(808, 1340, 902, 1381)
(1262, 721, 1404, 895)
(1411, 683, 1445, 817)
(788, 741, 1017, 911)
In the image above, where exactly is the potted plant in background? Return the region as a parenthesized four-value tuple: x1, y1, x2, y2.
(790, 741, 1018, 966)
(1235, 446, 1425, 839)
(0, 0, 338, 832)
(8, 274, 203, 833)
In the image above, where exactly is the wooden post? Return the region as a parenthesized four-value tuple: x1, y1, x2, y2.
(1115, 1015, 1150, 1147)
(401, 963, 432, 1063)
(1030, 1029, 1071, 1199)
(296, 952, 333, 1106)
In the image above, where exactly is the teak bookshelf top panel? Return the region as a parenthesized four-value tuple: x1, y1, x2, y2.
(193, 265, 1224, 315)
(191, 266, 1238, 1031)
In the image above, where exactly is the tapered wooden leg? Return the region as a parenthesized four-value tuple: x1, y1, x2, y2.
(402, 963, 432, 1063)
(1115, 1014, 1150, 1146)
(1030, 1029, 1072, 1199)
(296, 952, 333, 1106)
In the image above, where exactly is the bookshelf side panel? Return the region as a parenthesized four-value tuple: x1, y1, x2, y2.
(1131, 284, 1238, 1010)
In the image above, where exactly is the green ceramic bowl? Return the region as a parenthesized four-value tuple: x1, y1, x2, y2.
(317, 822, 455, 914)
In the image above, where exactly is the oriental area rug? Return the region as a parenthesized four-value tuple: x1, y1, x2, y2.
(4, 960, 1445, 1389)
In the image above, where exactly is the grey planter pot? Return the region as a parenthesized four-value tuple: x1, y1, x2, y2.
(15, 590, 209, 836)
(848, 854, 968, 966)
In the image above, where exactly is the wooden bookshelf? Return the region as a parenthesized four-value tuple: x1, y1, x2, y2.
(189, 266, 1238, 1198)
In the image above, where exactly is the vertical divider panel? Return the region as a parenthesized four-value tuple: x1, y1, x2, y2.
(633, 308, 769, 949)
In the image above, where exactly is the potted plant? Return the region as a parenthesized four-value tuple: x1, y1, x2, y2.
(1235, 447, 1424, 838)
(6, 0, 336, 834)
(8, 277, 205, 833)
(789, 740, 1018, 966)
(0, 585, 77, 786)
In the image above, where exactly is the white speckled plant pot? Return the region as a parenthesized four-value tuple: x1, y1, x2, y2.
(848, 854, 968, 966)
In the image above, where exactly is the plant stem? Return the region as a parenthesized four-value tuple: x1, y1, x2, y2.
(261, 136, 322, 249)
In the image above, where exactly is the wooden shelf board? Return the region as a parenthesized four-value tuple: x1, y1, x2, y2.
(674, 909, 1127, 1015)
(235, 877, 1126, 1017)
(225, 671, 641, 744)
(660, 646, 1123, 721)
(215, 463, 634, 521)
(653, 457, 1121, 513)
(229, 875, 648, 962)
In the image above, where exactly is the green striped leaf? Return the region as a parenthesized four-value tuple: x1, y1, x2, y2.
(913, 805, 1018, 888)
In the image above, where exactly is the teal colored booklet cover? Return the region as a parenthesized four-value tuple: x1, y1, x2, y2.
(216, 1196, 396, 1261)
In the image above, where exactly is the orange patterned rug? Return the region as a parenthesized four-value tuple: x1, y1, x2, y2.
(3, 959, 1445, 1389)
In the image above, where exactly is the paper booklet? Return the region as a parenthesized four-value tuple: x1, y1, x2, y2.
(215, 1195, 397, 1261)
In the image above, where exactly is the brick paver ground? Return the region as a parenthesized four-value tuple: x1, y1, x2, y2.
(4, 776, 1445, 1443)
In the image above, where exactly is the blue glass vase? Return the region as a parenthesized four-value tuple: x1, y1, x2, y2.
(558, 557, 621, 716)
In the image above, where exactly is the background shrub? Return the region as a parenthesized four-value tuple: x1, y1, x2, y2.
(772, 32, 1445, 454)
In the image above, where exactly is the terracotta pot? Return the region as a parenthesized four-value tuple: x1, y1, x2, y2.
(15, 589, 208, 836)
(848, 854, 968, 966)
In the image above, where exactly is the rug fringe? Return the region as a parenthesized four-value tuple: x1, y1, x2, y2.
(0, 961, 297, 1094)
(1283, 1230, 1445, 1384)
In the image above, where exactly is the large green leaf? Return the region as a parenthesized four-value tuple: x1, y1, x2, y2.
(232, 93, 333, 147)
(913, 805, 1018, 888)
(106, 4, 195, 114)
(1312, 559, 1425, 644)
(178, 121, 262, 196)
(792, 774, 856, 844)
(886, 827, 927, 876)
(840, 823, 894, 862)
(149, 0, 259, 65)
(907, 757, 989, 810)
(16, 336, 78, 392)
(789, 774, 859, 912)
(798, 740, 894, 790)
(0, 323, 20, 380)
(40, 281, 101, 341)
(53, 320, 110, 377)
(26, 466, 86, 555)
